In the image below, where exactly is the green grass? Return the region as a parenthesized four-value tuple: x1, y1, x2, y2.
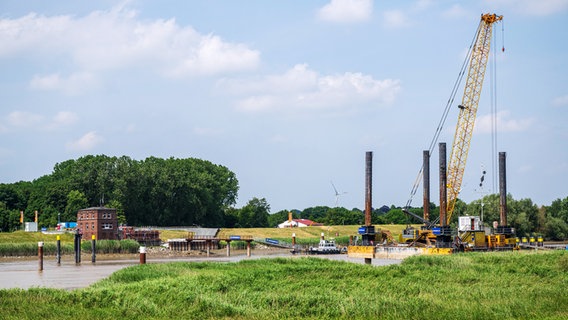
(1, 250, 567, 319)
(0, 239, 140, 256)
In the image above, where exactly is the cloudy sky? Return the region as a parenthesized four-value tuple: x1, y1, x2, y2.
(1, 0, 567, 213)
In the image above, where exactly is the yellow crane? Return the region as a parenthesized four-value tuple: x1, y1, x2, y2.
(445, 13, 503, 225)
(401, 13, 503, 246)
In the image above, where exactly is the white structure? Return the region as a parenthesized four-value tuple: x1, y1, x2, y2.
(458, 216, 482, 231)
(278, 219, 320, 228)
(25, 222, 38, 232)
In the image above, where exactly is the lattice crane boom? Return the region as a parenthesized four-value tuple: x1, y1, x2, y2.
(446, 13, 503, 225)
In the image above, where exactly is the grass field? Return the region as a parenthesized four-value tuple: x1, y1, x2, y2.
(1, 250, 567, 319)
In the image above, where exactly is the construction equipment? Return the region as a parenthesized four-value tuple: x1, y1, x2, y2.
(446, 13, 503, 225)
(403, 13, 503, 247)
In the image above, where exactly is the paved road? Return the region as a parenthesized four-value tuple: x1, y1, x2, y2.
(0, 253, 401, 291)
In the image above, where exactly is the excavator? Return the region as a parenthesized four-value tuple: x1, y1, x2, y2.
(400, 13, 503, 248)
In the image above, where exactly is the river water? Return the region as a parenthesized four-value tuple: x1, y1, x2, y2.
(0, 252, 401, 291)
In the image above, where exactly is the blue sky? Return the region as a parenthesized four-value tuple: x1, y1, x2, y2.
(1, 0, 567, 213)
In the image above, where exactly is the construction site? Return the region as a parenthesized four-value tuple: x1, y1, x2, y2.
(348, 13, 532, 261)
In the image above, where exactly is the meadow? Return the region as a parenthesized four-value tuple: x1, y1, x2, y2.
(1, 250, 567, 319)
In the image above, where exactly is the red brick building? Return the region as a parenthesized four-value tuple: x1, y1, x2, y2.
(77, 207, 118, 240)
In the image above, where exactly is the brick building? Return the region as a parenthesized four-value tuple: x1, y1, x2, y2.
(77, 207, 118, 240)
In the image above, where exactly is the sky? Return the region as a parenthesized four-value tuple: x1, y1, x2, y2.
(1, 0, 567, 213)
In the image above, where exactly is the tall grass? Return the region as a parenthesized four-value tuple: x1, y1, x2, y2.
(1, 251, 567, 319)
(0, 240, 140, 256)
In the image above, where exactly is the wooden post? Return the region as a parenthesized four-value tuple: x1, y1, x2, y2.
(246, 240, 252, 257)
(226, 240, 231, 257)
(38, 241, 44, 271)
(139, 246, 146, 264)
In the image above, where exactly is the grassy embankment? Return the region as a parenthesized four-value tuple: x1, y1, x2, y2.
(0, 225, 412, 256)
(1, 250, 567, 319)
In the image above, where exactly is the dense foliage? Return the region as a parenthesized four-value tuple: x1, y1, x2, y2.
(0, 155, 238, 229)
(1, 251, 567, 319)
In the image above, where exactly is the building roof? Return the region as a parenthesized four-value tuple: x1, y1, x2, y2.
(78, 207, 116, 211)
(278, 219, 322, 228)
(294, 219, 317, 226)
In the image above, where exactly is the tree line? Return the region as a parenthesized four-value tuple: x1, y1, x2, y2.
(0, 155, 238, 230)
(0, 154, 567, 240)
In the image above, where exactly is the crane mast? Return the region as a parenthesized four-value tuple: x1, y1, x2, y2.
(446, 13, 503, 225)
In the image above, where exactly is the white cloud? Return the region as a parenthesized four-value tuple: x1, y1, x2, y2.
(486, 0, 568, 16)
(317, 0, 373, 23)
(552, 95, 568, 107)
(383, 10, 411, 29)
(475, 110, 534, 134)
(66, 131, 103, 151)
(46, 111, 78, 130)
(4, 110, 78, 131)
(222, 64, 401, 113)
(7, 111, 44, 128)
(0, 5, 260, 79)
(30, 72, 97, 95)
(167, 34, 260, 77)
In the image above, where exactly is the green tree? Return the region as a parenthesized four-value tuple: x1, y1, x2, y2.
(544, 217, 568, 240)
(301, 206, 330, 222)
(239, 198, 270, 228)
(64, 190, 88, 222)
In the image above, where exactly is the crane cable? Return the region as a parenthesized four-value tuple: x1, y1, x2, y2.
(404, 23, 483, 212)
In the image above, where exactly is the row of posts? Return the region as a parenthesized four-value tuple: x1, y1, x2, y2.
(38, 236, 257, 271)
(38, 235, 148, 271)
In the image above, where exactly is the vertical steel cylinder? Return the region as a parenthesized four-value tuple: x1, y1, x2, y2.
(439, 143, 447, 227)
(91, 235, 96, 263)
(499, 152, 507, 226)
(365, 151, 373, 227)
(56, 236, 61, 265)
(423, 150, 430, 222)
(74, 231, 81, 264)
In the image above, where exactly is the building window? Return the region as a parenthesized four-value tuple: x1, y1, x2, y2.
(102, 223, 113, 230)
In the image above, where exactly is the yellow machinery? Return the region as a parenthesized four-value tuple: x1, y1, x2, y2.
(402, 14, 503, 248)
(445, 13, 503, 224)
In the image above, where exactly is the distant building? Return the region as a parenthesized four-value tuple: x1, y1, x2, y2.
(278, 219, 322, 228)
(77, 207, 118, 240)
